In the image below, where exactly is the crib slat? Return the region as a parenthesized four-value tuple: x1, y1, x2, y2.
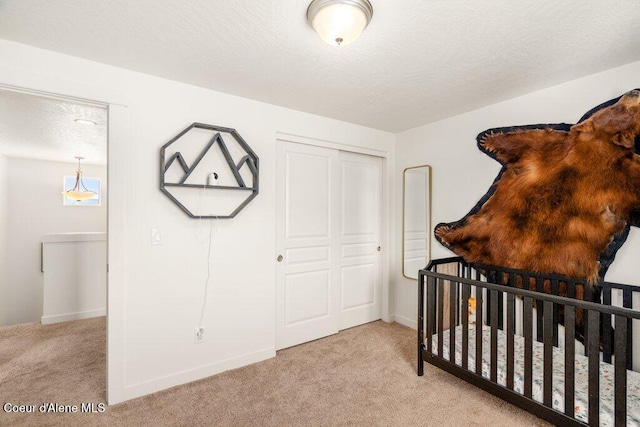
(623, 290, 633, 371)
(524, 296, 533, 399)
(567, 281, 576, 299)
(428, 275, 436, 333)
(493, 269, 504, 329)
(450, 280, 456, 363)
(476, 287, 484, 377)
(583, 285, 590, 359)
(564, 305, 575, 418)
(419, 271, 425, 376)
(614, 314, 627, 427)
(498, 278, 504, 330)
(585, 282, 593, 301)
(506, 292, 515, 390)
(588, 310, 600, 427)
(426, 276, 434, 354)
(536, 276, 544, 343)
(602, 286, 613, 364)
(486, 270, 493, 327)
(438, 278, 444, 358)
(462, 283, 470, 370)
(543, 300, 553, 407)
(490, 289, 498, 382)
(551, 279, 559, 347)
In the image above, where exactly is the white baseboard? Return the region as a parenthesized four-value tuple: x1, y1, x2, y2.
(122, 347, 276, 402)
(391, 314, 417, 330)
(41, 308, 106, 325)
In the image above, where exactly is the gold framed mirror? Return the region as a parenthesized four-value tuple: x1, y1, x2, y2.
(402, 165, 432, 280)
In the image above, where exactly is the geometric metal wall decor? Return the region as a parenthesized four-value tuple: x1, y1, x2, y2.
(160, 123, 259, 219)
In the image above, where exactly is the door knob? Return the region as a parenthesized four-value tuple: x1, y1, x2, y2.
(377, 246, 381, 252)
(277, 255, 283, 262)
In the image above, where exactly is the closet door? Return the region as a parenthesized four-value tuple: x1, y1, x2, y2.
(339, 151, 382, 330)
(276, 141, 382, 350)
(276, 142, 341, 350)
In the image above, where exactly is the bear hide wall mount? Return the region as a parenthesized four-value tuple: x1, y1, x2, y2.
(435, 89, 640, 289)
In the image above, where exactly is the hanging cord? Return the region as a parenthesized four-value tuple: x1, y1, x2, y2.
(198, 216, 217, 329)
(196, 176, 218, 331)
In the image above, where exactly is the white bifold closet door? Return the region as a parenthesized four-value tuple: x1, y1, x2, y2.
(276, 141, 382, 350)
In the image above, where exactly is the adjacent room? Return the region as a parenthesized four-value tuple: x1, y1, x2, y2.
(0, 1, 639, 426)
(0, 89, 107, 327)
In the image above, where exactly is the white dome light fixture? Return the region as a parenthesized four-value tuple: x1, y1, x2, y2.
(74, 118, 97, 126)
(307, 0, 373, 47)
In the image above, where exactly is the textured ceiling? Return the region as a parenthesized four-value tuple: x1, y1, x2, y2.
(0, 1, 639, 132)
(0, 89, 107, 165)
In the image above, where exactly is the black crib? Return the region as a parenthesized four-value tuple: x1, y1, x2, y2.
(417, 257, 640, 426)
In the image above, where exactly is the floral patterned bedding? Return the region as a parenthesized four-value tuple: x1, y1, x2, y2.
(431, 325, 640, 426)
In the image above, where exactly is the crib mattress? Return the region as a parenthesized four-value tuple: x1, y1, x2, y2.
(430, 325, 640, 426)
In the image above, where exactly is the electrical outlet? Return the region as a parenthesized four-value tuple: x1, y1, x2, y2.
(194, 327, 205, 343)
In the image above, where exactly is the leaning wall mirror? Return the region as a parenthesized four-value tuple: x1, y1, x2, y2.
(402, 165, 432, 280)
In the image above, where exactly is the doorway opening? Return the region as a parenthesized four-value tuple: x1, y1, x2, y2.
(0, 87, 108, 399)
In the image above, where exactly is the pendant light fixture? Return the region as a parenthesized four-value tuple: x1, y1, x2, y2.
(307, 0, 373, 47)
(62, 157, 97, 201)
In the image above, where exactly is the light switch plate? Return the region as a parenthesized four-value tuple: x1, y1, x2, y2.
(151, 228, 162, 246)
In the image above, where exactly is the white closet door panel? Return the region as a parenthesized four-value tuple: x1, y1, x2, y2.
(285, 246, 330, 267)
(341, 160, 378, 238)
(339, 151, 382, 330)
(285, 151, 331, 240)
(276, 142, 340, 350)
(285, 270, 330, 325)
(341, 242, 377, 261)
(341, 263, 375, 310)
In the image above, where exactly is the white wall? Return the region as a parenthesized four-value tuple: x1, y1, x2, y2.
(3, 157, 106, 326)
(0, 153, 7, 326)
(0, 40, 395, 402)
(41, 233, 107, 324)
(392, 59, 640, 328)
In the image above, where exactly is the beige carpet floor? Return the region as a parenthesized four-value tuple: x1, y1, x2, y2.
(0, 317, 548, 426)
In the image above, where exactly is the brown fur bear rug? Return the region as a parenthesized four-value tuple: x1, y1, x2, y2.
(436, 89, 640, 285)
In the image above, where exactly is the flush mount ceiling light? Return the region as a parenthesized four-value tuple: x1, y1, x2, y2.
(62, 156, 97, 201)
(74, 118, 96, 126)
(307, 0, 373, 47)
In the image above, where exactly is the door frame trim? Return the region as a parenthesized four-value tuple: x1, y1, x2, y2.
(0, 66, 129, 404)
(276, 132, 391, 324)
